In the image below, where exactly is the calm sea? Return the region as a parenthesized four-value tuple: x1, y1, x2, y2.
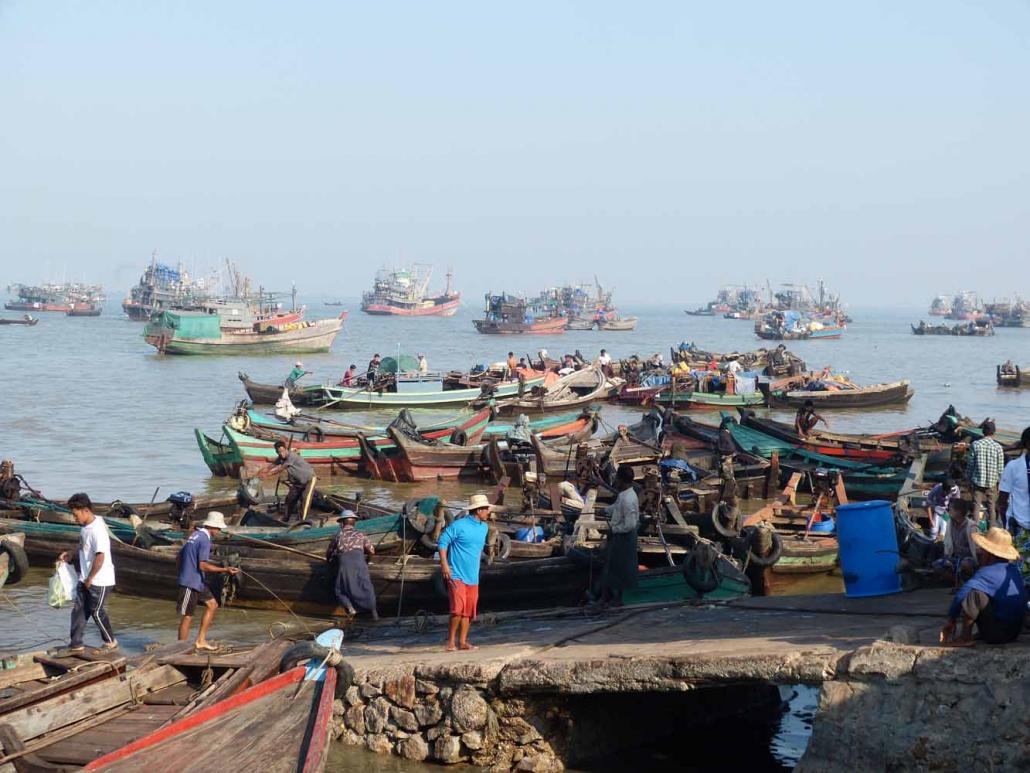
(1, 298, 1026, 770)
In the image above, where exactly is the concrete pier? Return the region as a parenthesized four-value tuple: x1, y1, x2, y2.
(331, 589, 1030, 770)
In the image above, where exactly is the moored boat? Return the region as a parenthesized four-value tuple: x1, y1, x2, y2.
(145, 309, 345, 355)
(0, 315, 38, 326)
(767, 377, 914, 409)
(997, 363, 1028, 387)
(67, 302, 103, 317)
(360, 265, 461, 316)
(491, 367, 620, 415)
(473, 293, 568, 334)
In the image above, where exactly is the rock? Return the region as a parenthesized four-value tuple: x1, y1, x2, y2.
(517, 754, 563, 772)
(365, 733, 393, 754)
(360, 682, 382, 699)
(461, 730, 484, 750)
(451, 686, 489, 733)
(332, 698, 346, 717)
(427, 723, 448, 741)
(884, 625, 921, 645)
(390, 706, 420, 732)
(364, 697, 391, 734)
(339, 730, 362, 747)
(439, 687, 453, 701)
(384, 674, 417, 709)
(344, 704, 366, 735)
(344, 685, 362, 706)
(396, 734, 430, 762)
(415, 702, 444, 727)
(416, 678, 440, 695)
(434, 734, 464, 764)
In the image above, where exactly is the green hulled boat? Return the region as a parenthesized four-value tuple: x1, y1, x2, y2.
(652, 390, 766, 410)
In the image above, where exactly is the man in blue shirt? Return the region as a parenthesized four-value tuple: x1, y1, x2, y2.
(941, 527, 1028, 646)
(438, 494, 490, 652)
(176, 512, 240, 652)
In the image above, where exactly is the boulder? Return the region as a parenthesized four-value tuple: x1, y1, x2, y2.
(434, 734, 464, 764)
(396, 734, 430, 762)
(451, 686, 489, 733)
(384, 674, 417, 709)
(390, 706, 419, 732)
(364, 697, 391, 735)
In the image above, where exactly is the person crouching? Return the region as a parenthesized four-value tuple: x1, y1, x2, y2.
(931, 498, 978, 587)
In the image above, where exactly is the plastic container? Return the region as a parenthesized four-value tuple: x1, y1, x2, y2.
(836, 500, 902, 598)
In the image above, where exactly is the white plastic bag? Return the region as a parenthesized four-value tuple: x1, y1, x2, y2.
(48, 561, 76, 608)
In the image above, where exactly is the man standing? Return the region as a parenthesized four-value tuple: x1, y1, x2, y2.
(998, 426, 1030, 578)
(176, 512, 240, 652)
(966, 420, 1005, 525)
(794, 399, 828, 438)
(326, 510, 378, 619)
(256, 440, 317, 520)
(417, 353, 429, 375)
(506, 352, 518, 378)
(438, 494, 491, 651)
(924, 477, 961, 541)
(597, 349, 613, 377)
(600, 465, 640, 607)
(366, 353, 382, 384)
(58, 493, 117, 653)
(285, 361, 307, 388)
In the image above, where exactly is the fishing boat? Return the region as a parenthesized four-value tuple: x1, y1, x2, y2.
(491, 367, 621, 415)
(651, 388, 766, 410)
(0, 316, 38, 326)
(911, 319, 994, 336)
(67, 302, 103, 317)
(85, 632, 345, 773)
(945, 290, 984, 320)
(755, 312, 846, 340)
(199, 403, 496, 478)
(928, 294, 951, 317)
(144, 309, 344, 355)
(319, 358, 545, 409)
(473, 293, 568, 335)
(735, 412, 917, 463)
(684, 307, 716, 316)
(997, 363, 1028, 387)
(4, 282, 97, 312)
(0, 636, 301, 771)
(360, 265, 460, 316)
(598, 314, 638, 331)
(766, 377, 914, 409)
(122, 254, 215, 320)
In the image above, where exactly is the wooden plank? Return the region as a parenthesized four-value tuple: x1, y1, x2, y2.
(0, 704, 132, 768)
(154, 651, 252, 669)
(2, 665, 186, 742)
(0, 663, 47, 691)
(0, 658, 126, 715)
(30, 655, 82, 673)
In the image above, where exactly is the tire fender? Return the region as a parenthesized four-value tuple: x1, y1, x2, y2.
(0, 541, 29, 585)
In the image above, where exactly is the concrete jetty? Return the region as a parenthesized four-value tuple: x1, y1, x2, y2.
(331, 588, 1030, 771)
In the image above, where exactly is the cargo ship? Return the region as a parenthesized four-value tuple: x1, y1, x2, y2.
(473, 293, 568, 335)
(360, 265, 460, 316)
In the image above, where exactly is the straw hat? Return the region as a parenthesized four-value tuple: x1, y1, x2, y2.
(337, 509, 358, 523)
(972, 527, 1020, 562)
(468, 494, 490, 511)
(202, 511, 229, 530)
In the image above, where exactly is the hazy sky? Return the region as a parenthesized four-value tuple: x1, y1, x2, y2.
(1, 2, 1028, 305)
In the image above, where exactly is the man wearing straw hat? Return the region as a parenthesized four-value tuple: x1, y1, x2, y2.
(940, 527, 1028, 646)
(438, 494, 491, 652)
(176, 511, 241, 652)
(326, 510, 378, 620)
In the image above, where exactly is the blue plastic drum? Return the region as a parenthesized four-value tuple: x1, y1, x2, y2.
(836, 500, 902, 598)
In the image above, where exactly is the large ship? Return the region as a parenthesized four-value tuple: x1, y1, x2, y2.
(946, 291, 983, 321)
(928, 295, 951, 317)
(5, 282, 103, 312)
(473, 293, 568, 335)
(360, 265, 460, 317)
(122, 254, 213, 321)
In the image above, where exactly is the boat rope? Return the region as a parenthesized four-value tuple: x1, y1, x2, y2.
(236, 568, 315, 637)
(0, 589, 65, 647)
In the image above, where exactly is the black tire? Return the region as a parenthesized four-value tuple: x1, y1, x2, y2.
(420, 533, 439, 552)
(482, 531, 511, 564)
(1, 541, 29, 585)
(710, 501, 741, 538)
(450, 428, 468, 447)
(744, 527, 783, 567)
(279, 640, 329, 673)
(682, 548, 721, 594)
(237, 480, 263, 507)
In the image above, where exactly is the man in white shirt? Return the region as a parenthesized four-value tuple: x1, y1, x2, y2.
(58, 492, 117, 652)
(999, 427, 1030, 536)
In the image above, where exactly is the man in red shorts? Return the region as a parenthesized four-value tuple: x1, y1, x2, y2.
(438, 494, 491, 651)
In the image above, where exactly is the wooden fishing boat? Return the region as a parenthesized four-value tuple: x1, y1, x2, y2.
(85, 635, 343, 773)
(598, 315, 637, 331)
(0, 637, 296, 771)
(767, 378, 914, 409)
(491, 368, 620, 415)
(238, 372, 328, 406)
(755, 323, 845, 341)
(564, 317, 596, 330)
(145, 310, 345, 355)
(361, 266, 461, 317)
(473, 293, 568, 335)
(997, 364, 1028, 387)
(67, 303, 103, 317)
(0, 316, 38, 326)
(203, 403, 496, 478)
(320, 372, 545, 409)
(651, 388, 766, 410)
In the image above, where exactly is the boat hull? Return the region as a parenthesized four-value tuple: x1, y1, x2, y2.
(321, 375, 543, 408)
(472, 317, 568, 334)
(145, 319, 343, 355)
(768, 380, 914, 409)
(361, 295, 461, 317)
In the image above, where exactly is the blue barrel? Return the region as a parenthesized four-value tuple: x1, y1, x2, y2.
(836, 500, 901, 598)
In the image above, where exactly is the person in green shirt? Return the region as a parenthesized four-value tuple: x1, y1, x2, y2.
(285, 361, 308, 388)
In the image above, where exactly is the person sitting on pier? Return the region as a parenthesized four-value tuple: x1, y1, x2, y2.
(255, 441, 317, 520)
(598, 465, 640, 608)
(931, 499, 978, 587)
(284, 361, 307, 388)
(439, 494, 492, 652)
(794, 399, 828, 438)
(940, 527, 1027, 646)
(924, 477, 960, 541)
(339, 363, 358, 386)
(326, 510, 378, 620)
(176, 512, 241, 652)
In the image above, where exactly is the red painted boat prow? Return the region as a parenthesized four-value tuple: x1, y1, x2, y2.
(85, 665, 338, 773)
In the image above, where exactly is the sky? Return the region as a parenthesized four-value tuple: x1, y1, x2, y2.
(1, 1, 1028, 305)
